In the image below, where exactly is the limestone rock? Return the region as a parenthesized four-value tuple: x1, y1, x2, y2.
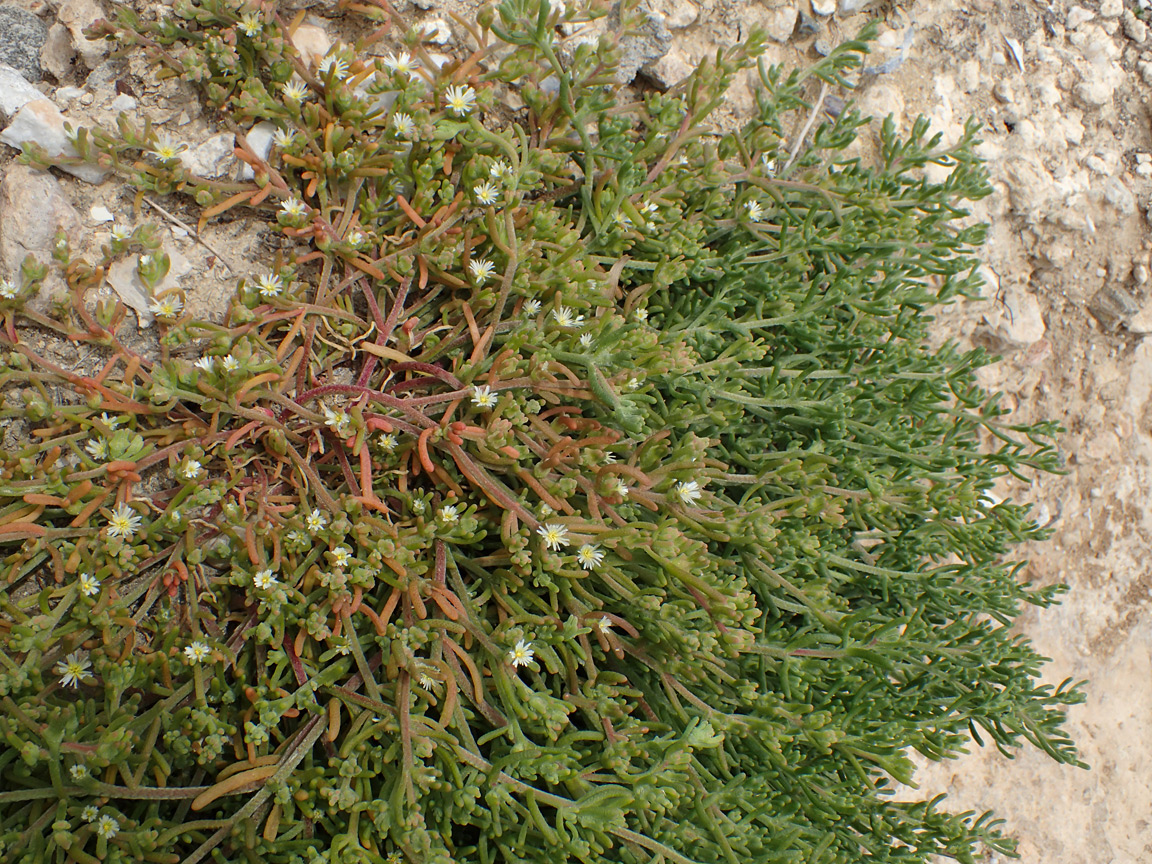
(985, 286, 1046, 346)
(238, 121, 276, 180)
(812, 0, 836, 15)
(641, 47, 694, 89)
(291, 23, 331, 68)
(179, 133, 236, 179)
(0, 164, 88, 313)
(1066, 6, 1094, 29)
(612, 1, 672, 83)
(652, 0, 698, 28)
(40, 22, 74, 80)
(0, 99, 109, 184)
(0, 63, 45, 122)
(58, 0, 108, 68)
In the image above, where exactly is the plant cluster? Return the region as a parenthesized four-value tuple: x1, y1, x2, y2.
(0, 1, 1083, 863)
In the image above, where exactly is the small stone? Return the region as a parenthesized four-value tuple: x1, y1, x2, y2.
(238, 121, 276, 180)
(0, 99, 109, 184)
(290, 23, 331, 68)
(180, 132, 236, 179)
(1138, 162, 1152, 178)
(1101, 18, 1120, 35)
(1075, 77, 1114, 106)
(0, 6, 48, 82)
(839, 0, 872, 13)
(89, 204, 113, 222)
(40, 23, 74, 81)
(0, 164, 87, 313)
(1103, 176, 1136, 215)
(1100, 0, 1123, 17)
(105, 242, 190, 328)
(1135, 263, 1150, 286)
(109, 93, 136, 112)
(419, 18, 452, 44)
(1066, 6, 1094, 29)
(412, 0, 434, 9)
(55, 85, 84, 102)
(1123, 10, 1148, 43)
(0, 63, 45, 122)
(762, 5, 800, 43)
(58, 0, 108, 68)
(641, 47, 694, 89)
(992, 79, 1014, 103)
(611, 3, 672, 83)
(989, 287, 1046, 346)
(660, 0, 698, 29)
(812, 0, 836, 16)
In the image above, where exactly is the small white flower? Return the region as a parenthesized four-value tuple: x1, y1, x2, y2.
(471, 385, 498, 410)
(318, 54, 349, 79)
(81, 805, 99, 822)
(508, 639, 535, 668)
(473, 181, 499, 205)
(640, 201, 658, 217)
(538, 503, 554, 518)
(602, 452, 617, 464)
(330, 637, 351, 656)
(149, 295, 183, 318)
(107, 503, 142, 539)
(305, 509, 328, 532)
(55, 650, 93, 688)
(221, 354, 240, 372)
(280, 197, 308, 217)
(257, 273, 283, 298)
(150, 133, 187, 162)
(635, 308, 649, 323)
(438, 504, 460, 525)
(379, 433, 397, 452)
(392, 112, 415, 138)
(576, 544, 604, 570)
(138, 253, 153, 268)
(180, 459, 202, 481)
(346, 228, 366, 247)
(627, 377, 641, 391)
(85, 438, 107, 461)
(253, 569, 278, 590)
(322, 404, 352, 436)
(110, 225, 131, 242)
(0, 278, 17, 299)
(282, 79, 311, 101)
(523, 298, 541, 316)
(578, 333, 593, 348)
(79, 573, 101, 597)
(537, 523, 570, 550)
(194, 356, 216, 372)
(384, 51, 419, 77)
(330, 546, 353, 569)
(184, 641, 211, 664)
(411, 498, 427, 514)
(744, 200, 765, 222)
(418, 673, 435, 690)
(613, 479, 629, 498)
(490, 160, 512, 180)
(551, 306, 583, 328)
(272, 127, 295, 148)
(96, 815, 119, 839)
(675, 480, 703, 506)
(238, 11, 262, 37)
(761, 154, 777, 174)
(468, 258, 496, 283)
(444, 84, 476, 116)
(598, 616, 612, 633)
(70, 764, 90, 781)
(613, 210, 632, 228)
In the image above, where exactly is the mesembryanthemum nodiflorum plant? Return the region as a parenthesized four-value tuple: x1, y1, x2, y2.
(0, 1, 1083, 862)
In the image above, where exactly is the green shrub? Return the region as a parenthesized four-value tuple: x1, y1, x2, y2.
(0, 1, 1083, 862)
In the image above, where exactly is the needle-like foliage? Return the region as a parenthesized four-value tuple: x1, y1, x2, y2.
(0, 1, 1083, 862)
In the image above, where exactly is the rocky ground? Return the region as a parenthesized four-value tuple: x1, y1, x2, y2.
(1, 0, 1150, 860)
